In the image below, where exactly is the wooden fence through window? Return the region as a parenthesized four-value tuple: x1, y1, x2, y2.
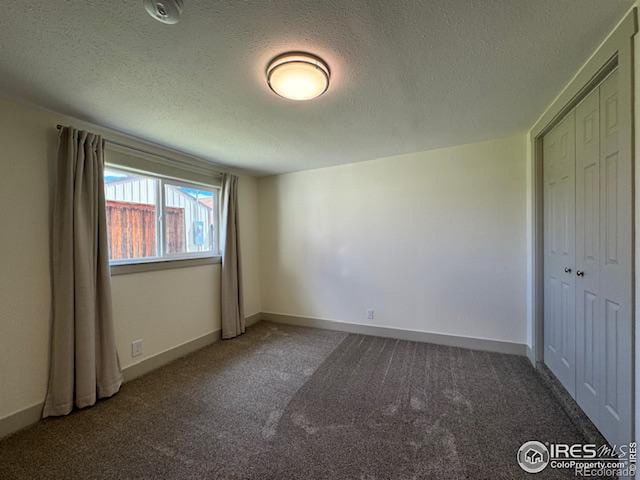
(106, 201, 185, 259)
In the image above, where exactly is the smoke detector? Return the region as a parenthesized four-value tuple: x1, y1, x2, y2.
(143, 0, 183, 24)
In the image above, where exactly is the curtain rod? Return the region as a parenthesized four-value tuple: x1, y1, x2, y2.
(56, 124, 224, 177)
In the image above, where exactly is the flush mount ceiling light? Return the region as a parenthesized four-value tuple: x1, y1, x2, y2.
(143, 0, 183, 24)
(266, 52, 330, 101)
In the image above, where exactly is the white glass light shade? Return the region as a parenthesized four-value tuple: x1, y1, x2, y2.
(267, 53, 330, 101)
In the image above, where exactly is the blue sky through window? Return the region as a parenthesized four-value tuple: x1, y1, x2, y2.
(179, 187, 213, 198)
(104, 169, 214, 199)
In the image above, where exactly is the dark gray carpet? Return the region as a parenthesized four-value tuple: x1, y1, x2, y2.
(0, 322, 586, 479)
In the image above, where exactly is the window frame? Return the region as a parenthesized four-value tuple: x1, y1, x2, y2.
(105, 163, 221, 270)
(160, 177, 220, 262)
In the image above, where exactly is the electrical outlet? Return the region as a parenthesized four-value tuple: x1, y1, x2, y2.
(367, 309, 375, 321)
(131, 339, 143, 358)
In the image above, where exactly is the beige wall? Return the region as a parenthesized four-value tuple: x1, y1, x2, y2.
(0, 97, 261, 420)
(238, 175, 262, 317)
(259, 134, 527, 344)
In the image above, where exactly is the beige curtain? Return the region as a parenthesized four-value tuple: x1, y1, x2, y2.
(43, 127, 122, 418)
(220, 173, 245, 339)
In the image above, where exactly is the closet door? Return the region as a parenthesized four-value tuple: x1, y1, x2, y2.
(545, 68, 632, 448)
(575, 88, 601, 423)
(543, 111, 576, 396)
(596, 69, 632, 448)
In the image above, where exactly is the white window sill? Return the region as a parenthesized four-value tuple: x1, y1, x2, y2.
(110, 256, 221, 276)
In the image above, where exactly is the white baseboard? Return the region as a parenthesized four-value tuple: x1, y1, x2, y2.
(262, 312, 527, 356)
(526, 345, 536, 367)
(0, 403, 43, 441)
(245, 312, 262, 327)
(0, 315, 263, 440)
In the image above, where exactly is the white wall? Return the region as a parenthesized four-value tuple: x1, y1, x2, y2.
(259, 134, 527, 344)
(0, 96, 261, 420)
(111, 266, 221, 370)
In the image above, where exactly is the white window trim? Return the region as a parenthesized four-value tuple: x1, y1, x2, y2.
(105, 163, 221, 273)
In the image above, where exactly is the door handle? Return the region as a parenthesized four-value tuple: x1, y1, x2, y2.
(576, 270, 584, 277)
(564, 267, 572, 273)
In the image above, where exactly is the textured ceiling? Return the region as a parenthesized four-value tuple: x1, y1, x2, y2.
(0, 0, 632, 175)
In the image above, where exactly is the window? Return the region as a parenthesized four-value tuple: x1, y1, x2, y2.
(104, 166, 219, 265)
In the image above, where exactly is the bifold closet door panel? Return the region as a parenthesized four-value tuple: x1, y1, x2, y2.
(543, 111, 577, 396)
(596, 69, 632, 448)
(575, 87, 601, 424)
